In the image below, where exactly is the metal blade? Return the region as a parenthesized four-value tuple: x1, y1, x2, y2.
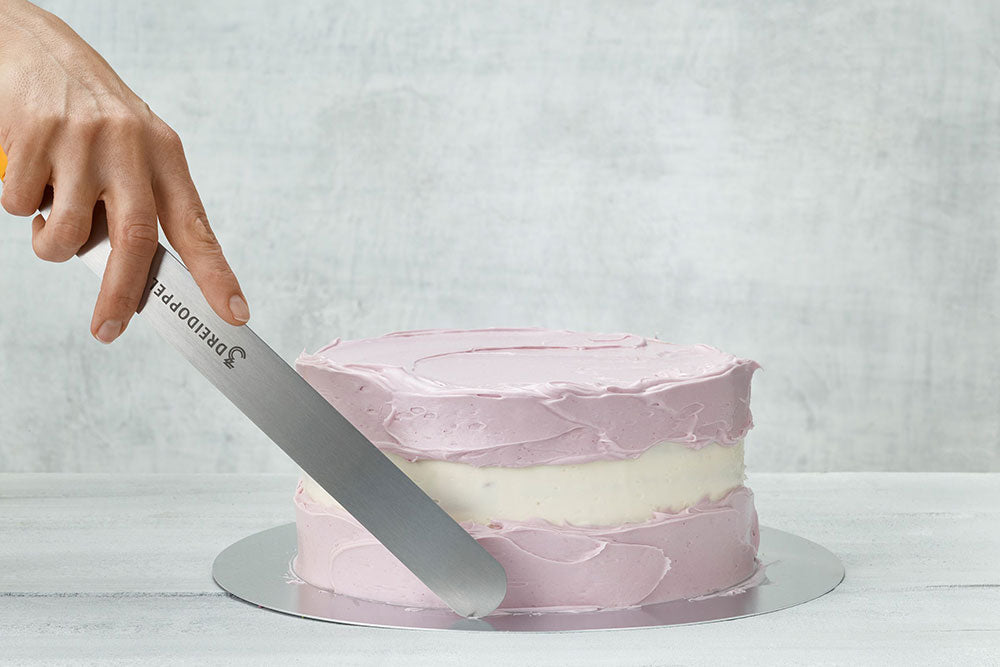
(49, 194, 506, 618)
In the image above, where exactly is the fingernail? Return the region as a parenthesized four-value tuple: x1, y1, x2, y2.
(229, 294, 250, 323)
(96, 320, 122, 344)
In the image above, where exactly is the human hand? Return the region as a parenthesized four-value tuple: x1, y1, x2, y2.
(0, 0, 249, 343)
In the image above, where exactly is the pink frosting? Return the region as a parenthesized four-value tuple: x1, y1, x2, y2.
(293, 484, 760, 612)
(295, 328, 760, 467)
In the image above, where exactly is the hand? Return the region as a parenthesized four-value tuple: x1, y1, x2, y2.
(0, 0, 249, 343)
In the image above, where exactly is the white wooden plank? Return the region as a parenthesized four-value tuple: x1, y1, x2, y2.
(0, 473, 997, 664)
(0, 589, 996, 666)
(0, 473, 295, 593)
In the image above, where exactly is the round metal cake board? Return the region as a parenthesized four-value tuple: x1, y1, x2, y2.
(212, 524, 844, 632)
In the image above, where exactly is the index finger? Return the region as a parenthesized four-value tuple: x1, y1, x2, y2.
(151, 128, 249, 326)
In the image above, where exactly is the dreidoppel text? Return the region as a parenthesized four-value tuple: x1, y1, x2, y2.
(150, 276, 246, 369)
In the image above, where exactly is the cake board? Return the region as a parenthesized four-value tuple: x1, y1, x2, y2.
(212, 524, 844, 632)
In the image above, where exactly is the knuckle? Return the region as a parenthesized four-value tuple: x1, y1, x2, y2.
(107, 290, 140, 313)
(116, 219, 159, 256)
(48, 219, 90, 251)
(27, 113, 61, 138)
(151, 122, 183, 152)
(107, 109, 143, 135)
(66, 104, 147, 141)
(2, 187, 39, 216)
(186, 222, 229, 269)
(31, 236, 51, 260)
(32, 233, 71, 262)
(20, 111, 47, 129)
(66, 113, 103, 140)
(186, 214, 219, 249)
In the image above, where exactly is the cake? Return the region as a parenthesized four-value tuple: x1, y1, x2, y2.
(292, 328, 761, 612)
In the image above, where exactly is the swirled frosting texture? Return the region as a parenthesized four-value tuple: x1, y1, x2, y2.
(293, 483, 760, 611)
(294, 328, 759, 467)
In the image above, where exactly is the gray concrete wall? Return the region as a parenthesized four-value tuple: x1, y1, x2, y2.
(1, 0, 997, 473)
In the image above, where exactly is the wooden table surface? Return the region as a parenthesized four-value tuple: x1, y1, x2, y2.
(1, 473, 997, 665)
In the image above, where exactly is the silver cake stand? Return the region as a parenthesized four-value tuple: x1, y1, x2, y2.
(212, 524, 843, 632)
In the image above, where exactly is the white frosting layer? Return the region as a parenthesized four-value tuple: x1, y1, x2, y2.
(302, 440, 745, 525)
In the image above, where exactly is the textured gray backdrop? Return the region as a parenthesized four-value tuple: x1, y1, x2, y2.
(1, 0, 997, 473)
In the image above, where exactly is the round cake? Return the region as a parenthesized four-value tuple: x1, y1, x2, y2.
(292, 328, 761, 612)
